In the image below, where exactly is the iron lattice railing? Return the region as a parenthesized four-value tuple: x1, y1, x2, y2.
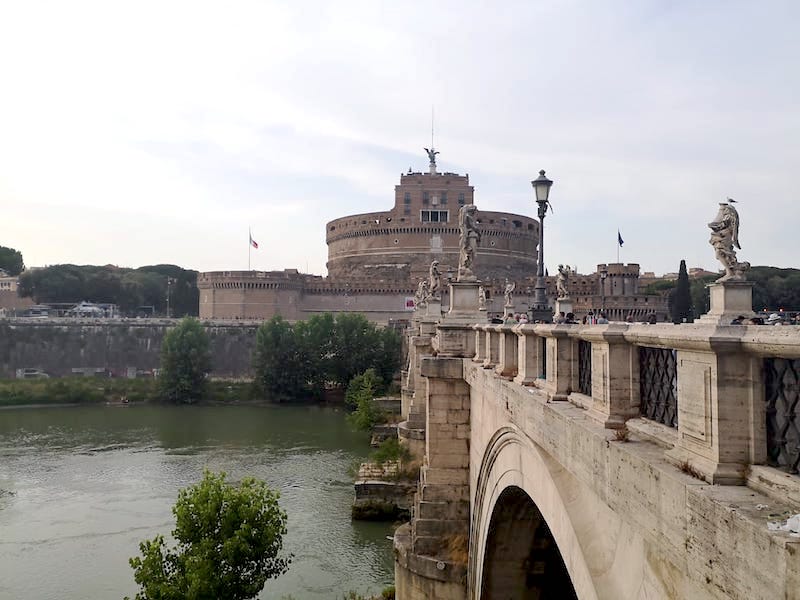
(539, 337, 547, 379)
(639, 347, 678, 428)
(577, 340, 592, 396)
(765, 358, 800, 473)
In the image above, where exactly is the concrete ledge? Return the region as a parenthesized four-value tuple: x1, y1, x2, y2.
(398, 420, 426, 440)
(421, 356, 464, 380)
(747, 465, 800, 506)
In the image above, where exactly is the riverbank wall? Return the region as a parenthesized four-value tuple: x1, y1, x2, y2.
(0, 319, 259, 379)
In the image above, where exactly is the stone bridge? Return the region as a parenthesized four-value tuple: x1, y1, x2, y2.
(394, 286, 800, 599)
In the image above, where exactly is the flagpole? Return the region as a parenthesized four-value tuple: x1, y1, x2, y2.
(248, 228, 251, 271)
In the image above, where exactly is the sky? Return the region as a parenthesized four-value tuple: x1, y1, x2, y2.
(1, 0, 798, 277)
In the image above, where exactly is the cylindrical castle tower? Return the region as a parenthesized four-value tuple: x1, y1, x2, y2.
(326, 165, 538, 284)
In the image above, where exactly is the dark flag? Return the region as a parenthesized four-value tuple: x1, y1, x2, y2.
(617, 231, 624, 247)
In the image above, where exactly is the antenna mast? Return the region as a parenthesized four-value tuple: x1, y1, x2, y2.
(431, 105, 435, 149)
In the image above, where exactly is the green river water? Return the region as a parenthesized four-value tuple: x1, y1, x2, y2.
(0, 404, 394, 599)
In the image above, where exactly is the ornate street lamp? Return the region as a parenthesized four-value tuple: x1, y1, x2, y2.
(531, 170, 553, 319)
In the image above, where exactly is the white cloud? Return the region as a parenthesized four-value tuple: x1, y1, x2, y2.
(1, 0, 798, 276)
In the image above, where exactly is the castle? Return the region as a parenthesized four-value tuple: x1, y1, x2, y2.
(198, 151, 668, 322)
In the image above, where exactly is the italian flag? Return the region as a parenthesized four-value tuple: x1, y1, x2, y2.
(249, 231, 259, 249)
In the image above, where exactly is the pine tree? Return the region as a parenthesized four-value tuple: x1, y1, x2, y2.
(671, 260, 692, 323)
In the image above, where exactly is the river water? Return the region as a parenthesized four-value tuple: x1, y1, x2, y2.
(0, 404, 394, 599)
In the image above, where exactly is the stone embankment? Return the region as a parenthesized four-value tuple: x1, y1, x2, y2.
(0, 319, 258, 379)
(352, 459, 415, 521)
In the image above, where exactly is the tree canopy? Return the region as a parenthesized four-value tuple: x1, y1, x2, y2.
(127, 470, 290, 600)
(670, 260, 693, 323)
(159, 317, 211, 403)
(0, 246, 24, 276)
(252, 313, 402, 402)
(17, 263, 198, 316)
(646, 266, 800, 318)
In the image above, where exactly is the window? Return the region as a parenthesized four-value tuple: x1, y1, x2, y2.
(423, 192, 429, 206)
(404, 192, 411, 204)
(440, 192, 447, 205)
(421, 210, 449, 223)
(458, 192, 465, 205)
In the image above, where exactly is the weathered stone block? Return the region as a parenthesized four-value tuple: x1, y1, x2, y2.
(421, 356, 463, 380)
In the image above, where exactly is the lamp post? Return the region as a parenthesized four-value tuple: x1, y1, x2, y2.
(531, 170, 553, 320)
(166, 277, 174, 319)
(599, 268, 607, 316)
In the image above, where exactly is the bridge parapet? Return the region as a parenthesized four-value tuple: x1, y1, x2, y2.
(397, 313, 800, 600)
(473, 321, 800, 484)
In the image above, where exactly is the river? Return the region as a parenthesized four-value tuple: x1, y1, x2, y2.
(0, 404, 395, 599)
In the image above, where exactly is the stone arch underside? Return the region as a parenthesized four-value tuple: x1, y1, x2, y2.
(469, 426, 677, 600)
(481, 485, 579, 599)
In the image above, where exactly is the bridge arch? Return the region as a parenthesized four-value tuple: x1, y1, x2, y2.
(481, 485, 579, 599)
(469, 426, 599, 600)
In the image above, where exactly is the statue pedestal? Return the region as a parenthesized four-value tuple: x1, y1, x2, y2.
(445, 282, 482, 320)
(697, 280, 754, 325)
(554, 297, 573, 318)
(434, 281, 484, 357)
(530, 305, 554, 324)
(425, 300, 443, 319)
(503, 303, 516, 319)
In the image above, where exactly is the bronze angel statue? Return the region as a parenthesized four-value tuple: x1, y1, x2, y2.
(424, 147, 439, 167)
(708, 199, 749, 281)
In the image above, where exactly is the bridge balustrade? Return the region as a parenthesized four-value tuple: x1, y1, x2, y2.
(765, 357, 800, 473)
(638, 346, 678, 428)
(490, 321, 800, 483)
(577, 340, 592, 397)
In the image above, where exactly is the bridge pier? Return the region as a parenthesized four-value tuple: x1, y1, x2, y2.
(395, 355, 470, 599)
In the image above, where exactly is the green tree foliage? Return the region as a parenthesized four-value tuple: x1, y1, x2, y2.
(159, 318, 211, 403)
(252, 316, 309, 401)
(293, 312, 335, 394)
(327, 314, 401, 389)
(0, 246, 24, 276)
(670, 260, 693, 323)
(17, 264, 199, 315)
(127, 470, 290, 600)
(749, 267, 800, 311)
(251, 313, 402, 402)
(646, 266, 800, 319)
(345, 368, 383, 408)
(689, 275, 717, 317)
(346, 368, 385, 431)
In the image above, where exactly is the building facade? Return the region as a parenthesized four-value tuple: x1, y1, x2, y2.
(198, 152, 668, 323)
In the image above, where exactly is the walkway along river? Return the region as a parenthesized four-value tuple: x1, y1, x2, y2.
(0, 404, 394, 599)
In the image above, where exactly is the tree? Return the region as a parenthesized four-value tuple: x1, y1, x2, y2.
(127, 470, 290, 600)
(0, 246, 24, 276)
(671, 260, 692, 323)
(293, 312, 335, 395)
(345, 368, 383, 409)
(252, 316, 309, 401)
(346, 369, 385, 431)
(16, 263, 200, 316)
(251, 313, 403, 403)
(159, 318, 211, 403)
(328, 313, 393, 389)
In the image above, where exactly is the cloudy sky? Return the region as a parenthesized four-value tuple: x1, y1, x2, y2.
(1, 1, 797, 277)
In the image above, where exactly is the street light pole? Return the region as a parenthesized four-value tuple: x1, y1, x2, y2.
(531, 170, 553, 320)
(600, 268, 607, 316)
(166, 278, 173, 319)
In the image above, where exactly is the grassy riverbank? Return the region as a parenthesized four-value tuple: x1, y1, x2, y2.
(0, 378, 253, 407)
